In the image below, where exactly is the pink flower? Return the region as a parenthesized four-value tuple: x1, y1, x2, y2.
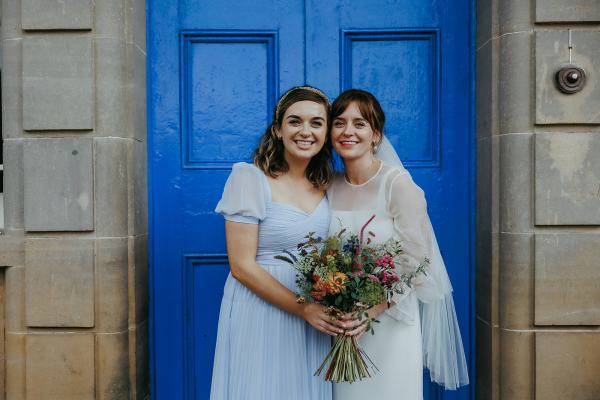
(367, 274, 380, 283)
(382, 271, 389, 283)
(376, 254, 394, 269)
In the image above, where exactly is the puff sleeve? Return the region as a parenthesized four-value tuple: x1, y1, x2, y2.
(215, 162, 267, 224)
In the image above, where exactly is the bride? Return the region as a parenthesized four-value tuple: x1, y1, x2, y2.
(327, 89, 469, 399)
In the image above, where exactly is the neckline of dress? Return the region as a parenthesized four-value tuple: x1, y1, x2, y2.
(251, 163, 327, 216)
(343, 159, 384, 187)
(269, 196, 327, 216)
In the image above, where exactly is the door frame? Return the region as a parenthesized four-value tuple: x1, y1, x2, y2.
(146, 1, 477, 398)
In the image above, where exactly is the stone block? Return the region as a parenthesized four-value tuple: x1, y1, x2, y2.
(95, 138, 128, 236)
(476, 192, 499, 327)
(95, 38, 127, 137)
(0, 236, 24, 267)
(126, 0, 147, 52)
(1, 0, 22, 40)
(535, 234, 600, 325)
(96, 332, 130, 399)
(23, 37, 93, 130)
(3, 139, 24, 230)
(5, 333, 26, 400)
(94, 0, 125, 37)
(26, 334, 95, 400)
(475, 225, 492, 323)
(499, 329, 534, 399)
(536, 0, 600, 22)
(23, 138, 94, 231)
(536, 30, 600, 124)
(536, 332, 600, 400)
(535, 133, 600, 225)
(132, 139, 148, 236)
(129, 43, 148, 143)
(476, 39, 498, 139)
(477, 135, 500, 233)
(25, 239, 94, 327)
(5, 266, 25, 333)
(476, 0, 497, 50)
(130, 235, 148, 324)
(499, 32, 532, 135)
(22, 0, 92, 30)
(96, 239, 129, 332)
(476, 319, 499, 400)
(130, 321, 150, 400)
(499, 0, 531, 35)
(500, 133, 532, 233)
(1, 38, 23, 139)
(499, 233, 532, 329)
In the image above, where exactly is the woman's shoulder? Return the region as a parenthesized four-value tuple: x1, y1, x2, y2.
(379, 160, 408, 178)
(229, 162, 268, 185)
(215, 162, 269, 222)
(231, 161, 262, 175)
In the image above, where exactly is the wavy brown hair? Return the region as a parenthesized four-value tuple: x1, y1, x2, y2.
(253, 86, 334, 188)
(330, 89, 386, 146)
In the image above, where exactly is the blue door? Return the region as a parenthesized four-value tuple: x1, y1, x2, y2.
(148, 1, 475, 399)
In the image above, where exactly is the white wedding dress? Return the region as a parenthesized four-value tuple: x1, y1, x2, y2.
(328, 157, 468, 399)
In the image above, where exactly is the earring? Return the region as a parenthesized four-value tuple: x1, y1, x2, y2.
(372, 142, 378, 153)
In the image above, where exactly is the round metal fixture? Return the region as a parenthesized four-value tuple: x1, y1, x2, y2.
(555, 65, 586, 94)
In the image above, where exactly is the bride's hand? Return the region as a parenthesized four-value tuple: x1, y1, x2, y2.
(301, 303, 345, 336)
(339, 302, 389, 340)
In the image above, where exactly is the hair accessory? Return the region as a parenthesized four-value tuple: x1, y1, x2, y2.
(275, 86, 330, 122)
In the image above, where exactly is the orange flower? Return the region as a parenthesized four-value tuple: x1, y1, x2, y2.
(310, 290, 326, 301)
(326, 272, 348, 294)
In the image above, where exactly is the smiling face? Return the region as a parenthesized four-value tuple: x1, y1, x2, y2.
(276, 100, 328, 162)
(330, 101, 381, 162)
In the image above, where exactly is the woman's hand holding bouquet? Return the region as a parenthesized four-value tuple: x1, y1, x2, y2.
(276, 215, 429, 383)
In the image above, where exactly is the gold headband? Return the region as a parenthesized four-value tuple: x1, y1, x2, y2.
(275, 86, 330, 122)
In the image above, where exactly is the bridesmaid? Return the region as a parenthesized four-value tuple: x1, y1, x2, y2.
(211, 86, 341, 400)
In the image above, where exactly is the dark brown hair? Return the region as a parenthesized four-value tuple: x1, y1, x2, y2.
(253, 86, 334, 188)
(330, 89, 385, 144)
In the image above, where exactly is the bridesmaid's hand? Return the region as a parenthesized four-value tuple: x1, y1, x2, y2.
(301, 303, 345, 336)
(339, 302, 389, 340)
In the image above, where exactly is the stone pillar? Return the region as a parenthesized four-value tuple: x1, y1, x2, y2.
(477, 0, 600, 399)
(0, 0, 148, 398)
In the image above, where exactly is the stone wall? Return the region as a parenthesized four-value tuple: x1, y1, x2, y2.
(476, 0, 600, 399)
(0, 0, 148, 398)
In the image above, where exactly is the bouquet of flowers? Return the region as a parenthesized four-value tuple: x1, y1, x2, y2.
(276, 215, 429, 383)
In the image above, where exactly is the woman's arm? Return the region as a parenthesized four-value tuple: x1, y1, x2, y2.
(226, 220, 344, 336)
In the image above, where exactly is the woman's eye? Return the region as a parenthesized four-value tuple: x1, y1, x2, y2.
(289, 120, 301, 126)
(311, 121, 323, 127)
(355, 123, 366, 128)
(334, 121, 344, 128)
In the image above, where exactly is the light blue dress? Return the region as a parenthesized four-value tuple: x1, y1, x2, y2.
(211, 162, 332, 400)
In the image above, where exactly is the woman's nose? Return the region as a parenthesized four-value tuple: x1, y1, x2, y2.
(300, 123, 311, 135)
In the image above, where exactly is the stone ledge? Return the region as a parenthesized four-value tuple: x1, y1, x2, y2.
(0, 236, 24, 267)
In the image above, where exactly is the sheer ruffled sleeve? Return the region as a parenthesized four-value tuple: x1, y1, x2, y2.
(387, 172, 450, 304)
(215, 162, 267, 224)
(386, 170, 469, 390)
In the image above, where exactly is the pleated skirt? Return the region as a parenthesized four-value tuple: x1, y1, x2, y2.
(210, 262, 332, 400)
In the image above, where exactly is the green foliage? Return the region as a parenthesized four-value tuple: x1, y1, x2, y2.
(356, 279, 386, 307)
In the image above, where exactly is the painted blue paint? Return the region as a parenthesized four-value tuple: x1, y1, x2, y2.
(341, 29, 441, 168)
(183, 254, 230, 399)
(148, 1, 476, 399)
(180, 31, 279, 169)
